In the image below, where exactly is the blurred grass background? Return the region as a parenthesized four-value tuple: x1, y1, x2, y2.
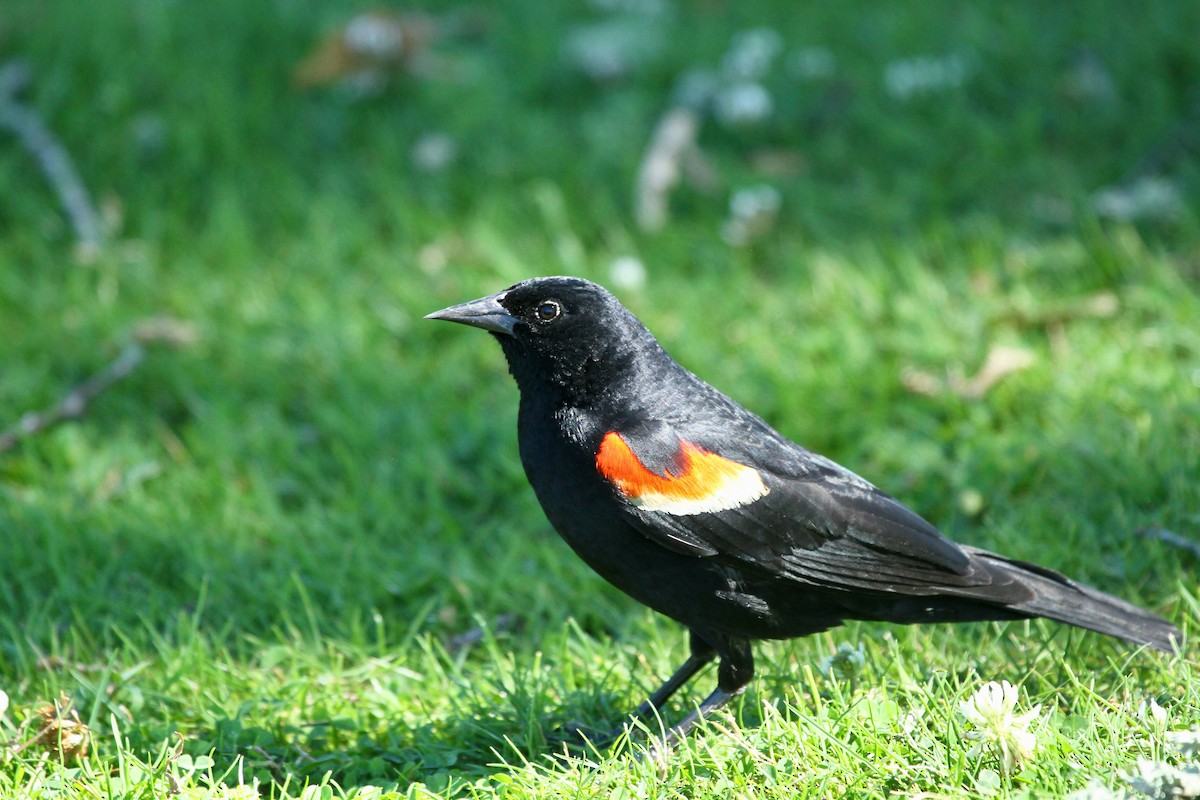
(1, 1, 1198, 797)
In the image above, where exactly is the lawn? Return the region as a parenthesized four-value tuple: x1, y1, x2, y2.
(1, 1, 1198, 797)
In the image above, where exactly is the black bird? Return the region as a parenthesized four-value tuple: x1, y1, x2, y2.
(427, 276, 1179, 748)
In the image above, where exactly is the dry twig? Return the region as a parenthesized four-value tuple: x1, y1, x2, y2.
(0, 59, 104, 258)
(1137, 527, 1200, 560)
(901, 345, 1035, 400)
(0, 344, 144, 453)
(635, 107, 715, 232)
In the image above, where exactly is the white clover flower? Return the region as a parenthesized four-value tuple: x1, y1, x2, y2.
(899, 706, 927, 735)
(1127, 758, 1200, 798)
(959, 680, 1042, 772)
(344, 14, 407, 58)
(563, 20, 661, 82)
(720, 184, 781, 246)
(1064, 781, 1123, 800)
(1137, 697, 1168, 727)
(721, 28, 784, 81)
(817, 642, 866, 679)
(1168, 729, 1200, 758)
(713, 81, 774, 127)
(412, 133, 457, 173)
(609, 256, 647, 291)
(1092, 176, 1182, 222)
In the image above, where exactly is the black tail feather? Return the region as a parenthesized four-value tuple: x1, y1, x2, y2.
(968, 547, 1181, 654)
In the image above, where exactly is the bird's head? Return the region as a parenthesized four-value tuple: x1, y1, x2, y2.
(426, 276, 659, 399)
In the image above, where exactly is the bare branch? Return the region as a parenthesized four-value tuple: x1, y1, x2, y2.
(901, 345, 1035, 400)
(635, 107, 706, 232)
(1137, 527, 1200, 560)
(0, 344, 144, 453)
(0, 59, 105, 258)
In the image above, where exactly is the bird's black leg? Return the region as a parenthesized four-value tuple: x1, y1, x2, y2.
(630, 630, 717, 720)
(558, 630, 716, 750)
(643, 635, 754, 759)
(559, 632, 751, 758)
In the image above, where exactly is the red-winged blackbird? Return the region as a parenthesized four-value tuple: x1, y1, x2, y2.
(427, 276, 1180, 748)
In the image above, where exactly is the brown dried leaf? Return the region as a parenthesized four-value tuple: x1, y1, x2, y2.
(293, 10, 435, 89)
(28, 693, 90, 762)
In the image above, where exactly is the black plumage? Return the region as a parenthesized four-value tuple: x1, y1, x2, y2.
(427, 276, 1180, 749)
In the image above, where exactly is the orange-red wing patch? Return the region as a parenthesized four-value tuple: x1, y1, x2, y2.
(595, 431, 769, 515)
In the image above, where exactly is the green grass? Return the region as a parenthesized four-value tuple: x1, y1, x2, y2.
(1, 1, 1198, 797)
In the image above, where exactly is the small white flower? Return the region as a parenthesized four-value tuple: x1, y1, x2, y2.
(817, 642, 866, 679)
(344, 14, 407, 58)
(563, 20, 660, 82)
(720, 184, 780, 245)
(713, 81, 774, 127)
(412, 133, 457, 173)
(1064, 781, 1123, 800)
(1092, 176, 1182, 221)
(729, 184, 781, 220)
(899, 706, 927, 735)
(721, 28, 784, 81)
(1168, 729, 1200, 758)
(959, 680, 1042, 772)
(1137, 697, 1168, 727)
(609, 256, 647, 291)
(1127, 758, 1200, 798)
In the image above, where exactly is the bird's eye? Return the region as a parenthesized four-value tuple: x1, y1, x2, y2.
(535, 300, 561, 322)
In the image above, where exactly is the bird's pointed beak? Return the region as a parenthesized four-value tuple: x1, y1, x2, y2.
(425, 291, 519, 335)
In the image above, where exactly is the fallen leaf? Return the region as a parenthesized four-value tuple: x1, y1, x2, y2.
(293, 10, 435, 90)
(25, 693, 91, 762)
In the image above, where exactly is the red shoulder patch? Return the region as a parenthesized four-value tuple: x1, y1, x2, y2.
(595, 431, 768, 515)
